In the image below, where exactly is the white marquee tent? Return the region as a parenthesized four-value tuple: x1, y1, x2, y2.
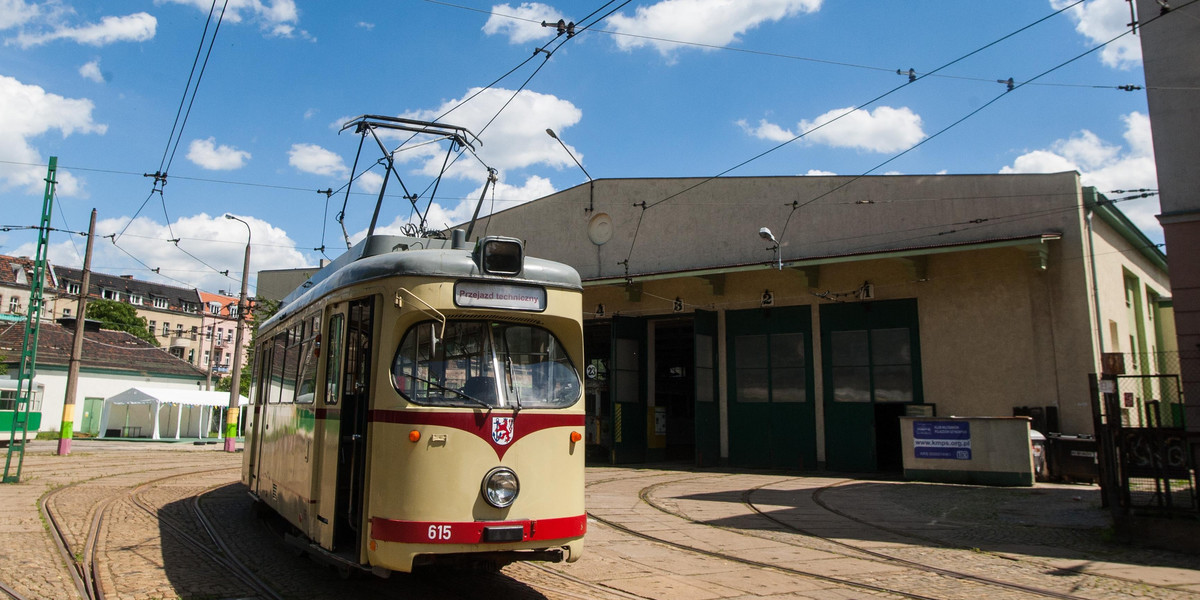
(98, 387, 249, 440)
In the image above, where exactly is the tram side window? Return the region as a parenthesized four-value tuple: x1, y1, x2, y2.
(280, 323, 303, 404)
(324, 314, 344, 405)
(267, 332, 287, 403)
(295, 315, 321, 404)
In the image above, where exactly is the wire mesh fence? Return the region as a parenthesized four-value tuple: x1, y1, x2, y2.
(1097, 350, 1199, 516)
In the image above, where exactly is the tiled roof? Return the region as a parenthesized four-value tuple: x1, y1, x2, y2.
(0, 254, 56, 289)
(0, 320, 206, 378)
(54, 265, 201, 314)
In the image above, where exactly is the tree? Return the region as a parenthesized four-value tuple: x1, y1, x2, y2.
(217, 296, 280, 397)
(85, 299, 159, 346)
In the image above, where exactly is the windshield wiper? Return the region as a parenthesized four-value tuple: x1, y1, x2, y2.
(505, 357, 522, 414)
(405, 373, 492, 410)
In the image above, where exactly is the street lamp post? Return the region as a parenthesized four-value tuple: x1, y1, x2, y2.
(224, 214, 251, 452)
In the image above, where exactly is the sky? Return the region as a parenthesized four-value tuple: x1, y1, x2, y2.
(0, 0, 1163, 295)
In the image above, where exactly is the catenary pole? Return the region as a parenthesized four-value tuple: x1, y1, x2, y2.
(57, 208, 96, 456)
(224, 215, 251, 452)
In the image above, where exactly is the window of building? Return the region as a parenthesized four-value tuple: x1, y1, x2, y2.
(162, 322, 170, 337)
(229, 304, 240, 319)
(209, 303, 221, 315)
(182, 301, 198, 314)
(149, 320, 156, 334)
(175, 324, 184, 337)
(217, 327, 224, 341)
(9, 296, 21, 313)
(190, 326, 198, 339)
(63, 307, 72, 318)
(130, 294, 144, 306)
(66, 282, 81, 295)
(204, 350, 210, 366)
(153, 297, 168, 309)
(101, 288, 119, 301)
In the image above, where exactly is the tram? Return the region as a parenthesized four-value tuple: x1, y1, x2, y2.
(242, 231, 586, 574)
(0, 379, 43, 447)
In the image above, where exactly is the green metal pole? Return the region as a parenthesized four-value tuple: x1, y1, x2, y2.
(4, 156, 56, 483)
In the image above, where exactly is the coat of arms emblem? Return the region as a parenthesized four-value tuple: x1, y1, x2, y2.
(491, 417, 515, 446)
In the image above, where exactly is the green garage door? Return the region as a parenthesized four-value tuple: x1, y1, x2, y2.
(821, 299, 924, 473)
(694, 310, 720, 467)
(726, 306, 816, 469)
(610, 316, 646, 463)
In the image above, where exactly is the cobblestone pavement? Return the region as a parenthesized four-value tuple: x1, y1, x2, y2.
(3, 442, 1199, 599)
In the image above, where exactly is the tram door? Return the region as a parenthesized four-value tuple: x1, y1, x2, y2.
(610, 316, 646, 463)
(334, 298, 374, 554)
(246, 343, 273, 495)
(310, 307, 346, 550)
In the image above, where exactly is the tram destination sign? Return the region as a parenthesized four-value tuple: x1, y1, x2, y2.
(912, 420, 972, 460)
(454, 281, 546, 312)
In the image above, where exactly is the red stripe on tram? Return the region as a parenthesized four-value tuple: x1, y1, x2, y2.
(370, 514, 586, 545)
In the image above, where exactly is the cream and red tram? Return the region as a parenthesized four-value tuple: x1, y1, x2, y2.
(242, 233, 586, 573)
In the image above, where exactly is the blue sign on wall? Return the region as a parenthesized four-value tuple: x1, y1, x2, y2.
(913, 420, 971, 460)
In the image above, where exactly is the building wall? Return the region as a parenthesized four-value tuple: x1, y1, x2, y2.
(465, 173, 1170, 465)
(1137, 0, 1200, 433)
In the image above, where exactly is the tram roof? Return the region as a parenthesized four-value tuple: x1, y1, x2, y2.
(267, 234, 581, 329)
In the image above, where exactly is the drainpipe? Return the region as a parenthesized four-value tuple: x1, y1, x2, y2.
(1085, 200, 1105, 360)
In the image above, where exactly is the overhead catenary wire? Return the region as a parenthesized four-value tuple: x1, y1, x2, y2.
(619, 0, 1099, 267)
(425, 0, 1155, 92)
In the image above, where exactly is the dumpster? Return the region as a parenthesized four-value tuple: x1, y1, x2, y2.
(1030, 430, 1047, 481)
(1046, 433, 1099, 484)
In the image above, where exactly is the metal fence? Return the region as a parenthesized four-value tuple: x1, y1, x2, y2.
(1094, 350, 1199, 517)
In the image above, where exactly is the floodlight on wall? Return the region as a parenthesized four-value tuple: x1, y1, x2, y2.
(758, 227, 781, 270)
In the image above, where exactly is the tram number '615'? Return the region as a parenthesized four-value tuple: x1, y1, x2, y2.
(428, 524, 453, 541)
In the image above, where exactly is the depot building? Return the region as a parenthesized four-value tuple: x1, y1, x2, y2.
(467, 172, 1173, 472)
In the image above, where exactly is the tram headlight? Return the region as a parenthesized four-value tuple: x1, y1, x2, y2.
(481, 467, 519, 508)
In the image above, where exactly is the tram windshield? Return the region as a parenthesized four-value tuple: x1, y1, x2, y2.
(391, 320, 581, 409)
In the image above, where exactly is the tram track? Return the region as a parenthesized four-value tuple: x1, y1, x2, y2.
(41, 464, 256, 600)
(803, 481, 1200, 598)
(584, 470, 1192, 600)
(0, 580, 27, 600)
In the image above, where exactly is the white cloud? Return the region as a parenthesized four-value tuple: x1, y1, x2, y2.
(398, 87, 583, 181)
(356, 170, 384, 194)
(10, 12, 156, 48)
(288, 143, 348, 177)
(1052, 0, 1141, 69)
(356, 21, 374, 30)
(803, 169, 836, 176)
(187, 137, 251, 170)
(608, 0, 822, 56)
(483, 3, 563, 44)
(160, 0, 309, 39)
(742, 106, 926, 153)
(13, 212, 311, 293)
(736, 118, 794, 143)
(370, 175, 556, 237)
(79, 59, 104, 83)
(0, 0, 43, 30)
(1001, 111, 1160, 238)
(0, 75, 105, 197)
(799, 106, 925, 153)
